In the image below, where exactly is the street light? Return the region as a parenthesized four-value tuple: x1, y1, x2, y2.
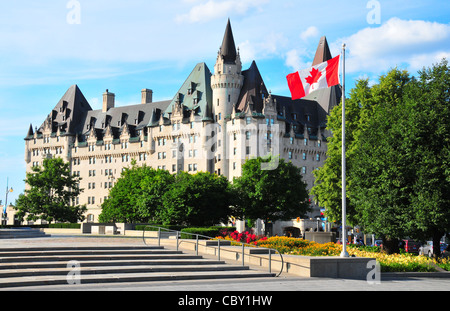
(2, 178, 13, 226)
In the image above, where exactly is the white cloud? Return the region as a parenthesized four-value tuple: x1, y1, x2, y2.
(284, 48, 310, 71)
(408, 51, 450, 71)
(237, 31, 288, 66)
(300, 26, 319, 41)
(336, 17, 450, 74)
(238, 40, 256, 64)
(175, 0, 269, 23)
(285, 49, 301, 71)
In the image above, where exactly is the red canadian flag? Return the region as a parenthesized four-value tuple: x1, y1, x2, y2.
(286, 55, 340, 100)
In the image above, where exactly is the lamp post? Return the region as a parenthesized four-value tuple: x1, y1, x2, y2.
(2, 178, 13, 226)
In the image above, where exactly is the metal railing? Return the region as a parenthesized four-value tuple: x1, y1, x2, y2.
(142, 225, 284, 277)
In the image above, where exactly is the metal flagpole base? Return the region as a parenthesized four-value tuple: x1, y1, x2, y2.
(340, 250, 349, 258)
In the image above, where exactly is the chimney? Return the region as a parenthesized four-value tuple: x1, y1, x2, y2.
(141, 89, 153, 105)
(103, 89, 115, 112)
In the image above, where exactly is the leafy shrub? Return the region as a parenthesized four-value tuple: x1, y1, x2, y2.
(181, 227, 235, 240)
(135, 224, 187, 232)
(49, 223, 81, 229)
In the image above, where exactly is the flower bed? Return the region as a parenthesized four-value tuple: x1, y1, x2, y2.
(347, 246, 450, 272)
(216, 233, 450, 273)
(256, 236, 342, 256)
(217, 230, 266, 245)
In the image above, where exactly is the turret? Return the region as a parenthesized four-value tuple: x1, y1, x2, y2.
(211, 19, 245, 177)
(211, 19, 244, 118)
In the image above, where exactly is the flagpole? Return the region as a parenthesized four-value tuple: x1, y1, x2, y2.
(340, 43, 349, 258)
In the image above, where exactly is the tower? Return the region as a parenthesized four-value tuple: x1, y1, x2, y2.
(211, 19, 244, 177)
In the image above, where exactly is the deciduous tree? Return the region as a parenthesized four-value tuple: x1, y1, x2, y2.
(233, 156, 310, 231)
(15, 158, 86, 223)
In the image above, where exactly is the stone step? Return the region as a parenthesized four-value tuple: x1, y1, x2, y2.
(0, 259, 227, 270)
(0, 264, 251, 278)
(0, 246, 164, 252)
(0, 253, 200, 263)
(0, 270, 275, 289)
(0, 249, 181, 258)
(0, 244, 275, 289)
(0, 229, 50, 239)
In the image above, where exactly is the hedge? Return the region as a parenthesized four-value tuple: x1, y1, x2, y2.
(135, 224, 187, 232)
(49, 223, 81, 229)
(180, 227, 236, 240)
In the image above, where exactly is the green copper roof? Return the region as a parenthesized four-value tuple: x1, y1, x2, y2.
(164, 62, 213, 122)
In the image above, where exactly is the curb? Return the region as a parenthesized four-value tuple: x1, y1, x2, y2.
(382, 271, 450, 279)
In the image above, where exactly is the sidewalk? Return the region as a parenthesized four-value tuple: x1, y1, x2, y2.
(0, 235, 449, 291)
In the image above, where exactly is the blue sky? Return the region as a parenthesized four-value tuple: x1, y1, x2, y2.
(0, 0, 449, 204)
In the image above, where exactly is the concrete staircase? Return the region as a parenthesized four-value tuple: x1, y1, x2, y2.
(0, 229, 50, 239)
(0, 245, 275, 289)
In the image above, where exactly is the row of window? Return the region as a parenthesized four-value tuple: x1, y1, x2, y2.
(87, 182, 114, 190)
(34, 135, 63, 145)
(288, 152, 321, 161)
(85, 196, 112, 206)
(74, 169, 114, 178)
(31, 147, 64, 156)
(75, 141, 145, 153)
(289, 137, 321, 147)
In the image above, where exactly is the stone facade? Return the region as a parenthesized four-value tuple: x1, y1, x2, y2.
(23, 21, 341, 224)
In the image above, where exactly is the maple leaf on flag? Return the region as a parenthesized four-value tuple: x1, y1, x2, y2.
(305, 67, 322, 85)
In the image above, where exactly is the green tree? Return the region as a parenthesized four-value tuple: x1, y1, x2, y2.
(404, 59, 450, 258)
(160, 172, 234, 227)
(350, 78, 414, 253)
(311, 79, 374, 224)
(14, 158, 86, 223)
(233, 156, 310, 230)
(348, 61, 450, 255)
(99, 163, 174, 223)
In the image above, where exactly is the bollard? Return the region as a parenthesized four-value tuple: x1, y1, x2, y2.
(196, 234, 199, 256)
(269, 249, 272, 273)
(158, 228, 161, 246)
(218, 239, 221, 261)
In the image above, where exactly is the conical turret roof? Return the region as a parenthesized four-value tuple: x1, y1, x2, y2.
(312, 36, 333, 66)
(219, 19, 237, 64)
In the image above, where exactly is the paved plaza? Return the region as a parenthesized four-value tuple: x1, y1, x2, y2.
(0, 235, 449, 292)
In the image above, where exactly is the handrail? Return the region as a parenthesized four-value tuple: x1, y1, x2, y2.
(142, 225, 284, 277)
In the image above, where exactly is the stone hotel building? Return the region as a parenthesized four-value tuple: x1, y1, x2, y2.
(24, 21, 341, 223)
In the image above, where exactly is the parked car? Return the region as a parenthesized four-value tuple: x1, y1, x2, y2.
(374, 240, 382, 247)
(401, 240, 421, 254)
(420, 241, 448, 257)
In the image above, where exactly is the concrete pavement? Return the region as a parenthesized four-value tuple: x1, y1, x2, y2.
(0, 235, 449, 292)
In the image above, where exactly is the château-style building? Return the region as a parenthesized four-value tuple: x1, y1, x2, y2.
(24, 20, 341, 224)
